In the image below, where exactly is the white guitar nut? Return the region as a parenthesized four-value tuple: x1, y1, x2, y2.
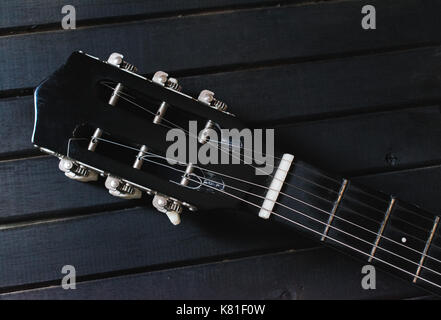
(258, 153, 294, 219)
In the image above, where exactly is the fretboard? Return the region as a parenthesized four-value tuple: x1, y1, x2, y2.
(259, 157, 441, 296)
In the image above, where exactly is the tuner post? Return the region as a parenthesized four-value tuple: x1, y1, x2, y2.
(152, 71, 181, 124)
(133, 145, 148, 169)
(88, 128, 103, 151)
(198, 120, 215, 144)
(180, 163, 194, 186)
(108, 83, 124, 106)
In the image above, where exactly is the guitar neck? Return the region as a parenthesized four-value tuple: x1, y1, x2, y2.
(257, 156, 441, 296)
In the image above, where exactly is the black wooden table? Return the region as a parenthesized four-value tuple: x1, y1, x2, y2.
(0, 0, 440, 299)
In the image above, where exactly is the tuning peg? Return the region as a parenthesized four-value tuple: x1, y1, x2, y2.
(198, 120, 215, 144)
(133, 145, 149, 169)
(107, 53, 137, 72)
(104, 175, 142, 199)
(151, 71, 182, 124)
(152, 194, 182, 225)
(88, 128, 103, 151)
(197, 90, 228, 112)
(58, 157, 98, 182)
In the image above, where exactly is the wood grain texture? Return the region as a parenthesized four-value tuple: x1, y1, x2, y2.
(0, 0, 286, 30)
(2, 0, 441, 300)
(276, 105, 441, 174)
(2, 104, 441, 220)
(3, 46, 441, 159)
(354, 165, 441, 215)
(0, 164, 440, 293)
(1, 0, 441, 92)
(0, 206, 312, 289)
(180, 46, 441, 124)
(0, 248, 425, 299)
(0, 156, 127, 220)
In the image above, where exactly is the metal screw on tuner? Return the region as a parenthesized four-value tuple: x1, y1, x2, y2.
(58, 157, 98, 182)
(107, 53, 137, 106)
(151, 71, 182, 124)
(104, 175, 142, 199)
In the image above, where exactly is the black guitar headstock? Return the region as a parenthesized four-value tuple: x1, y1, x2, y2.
(33, 52, 267, 224)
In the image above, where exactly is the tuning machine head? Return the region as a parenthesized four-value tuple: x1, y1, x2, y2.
(152, 194, 182, 225)
(58, 157, 98, 182)
(104, 175, 142, 199)
(198, 90, 228, 112)
(107, 53, 137, 73)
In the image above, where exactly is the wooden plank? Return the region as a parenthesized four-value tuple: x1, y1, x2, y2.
(182, 46, 441, 124)
(2, 106, 441, 220)
(275, 105, 441, 174)
(3, 46, 441, 157)
(0, 156, 127, 220)
(0, 206, 312, 290)
(0, 247, 424, 299)
(0, 0, 285, 30)
(1, 0, 441, 91)
(0, 164, 440, 291)
(0, 96, 35, 157)
(353, 165, 441, 215)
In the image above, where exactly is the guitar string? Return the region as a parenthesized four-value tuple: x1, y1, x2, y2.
(101, 82, 432, 222)
(93, 136, 441, 288)
(102, 79, 426, 219)
(137, 153, 441, 278)
(101, 82, 418, 224)
(93, 135, 441, 268)
(101, 83, 437, 229)
(101, 83, 341, 188)
(188, 177, 441, 290)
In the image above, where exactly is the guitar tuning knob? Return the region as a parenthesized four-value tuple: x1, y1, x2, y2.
(152, 71, 182, 124)
(58, 157, 98, 182)
(198, 90, 228, 112)
(104, 175, 142, 199)
(152, 194, 182, 225)
(107, 52, 137, 73)
(152, 71, 181, 91)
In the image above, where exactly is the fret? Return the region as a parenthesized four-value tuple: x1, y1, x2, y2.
(321, 178, 348, 241)
(370, 201, 435, 281)
(413, 216, 440, 283)
(272, 160, 341, 239)
(325, 183, 389, 255)
(368, 197, 396, 262)
(419, 224, 441, 289)
(266, 156, 441, 295)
